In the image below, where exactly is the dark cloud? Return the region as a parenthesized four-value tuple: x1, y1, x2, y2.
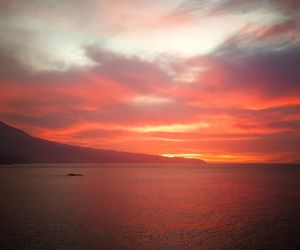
(70, 128, 128, 139)
(174, 0, 300, 16)
(231, 105, 300, 120)
(222, 131, 300, 154)
(85, 45, 172, 92)
(196, 44, 300, 99)
(0, 112, 80, 129)
(258, 19, 299, 38)
(0, 48, 33, 80)
(266, 120, 300, 130)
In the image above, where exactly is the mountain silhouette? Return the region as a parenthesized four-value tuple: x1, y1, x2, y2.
(0, 121, 205, 164)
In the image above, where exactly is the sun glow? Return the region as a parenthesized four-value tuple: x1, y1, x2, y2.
(130, 122, 210, 133)
(162, 153, 275, 163)
(162, 153, 203, 159)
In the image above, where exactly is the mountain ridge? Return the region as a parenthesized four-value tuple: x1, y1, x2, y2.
(0, 121, 205, 164)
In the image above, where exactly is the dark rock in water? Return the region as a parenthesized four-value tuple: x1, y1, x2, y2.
(66, 173, 83, 176)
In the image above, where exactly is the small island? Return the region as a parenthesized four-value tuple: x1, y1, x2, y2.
(66, 173, 83, 176)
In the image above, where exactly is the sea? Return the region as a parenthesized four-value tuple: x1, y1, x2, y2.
(0, 163, 299, 250)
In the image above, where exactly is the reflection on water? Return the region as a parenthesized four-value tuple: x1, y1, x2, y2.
(0, 164, 300, 249)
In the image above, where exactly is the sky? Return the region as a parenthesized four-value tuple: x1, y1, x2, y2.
(0, 0, 300, 163)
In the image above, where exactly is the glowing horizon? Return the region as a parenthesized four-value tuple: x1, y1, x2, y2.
(0, 0, 300, 163)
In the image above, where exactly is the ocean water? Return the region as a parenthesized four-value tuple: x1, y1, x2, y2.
(0, 164, 299, 250)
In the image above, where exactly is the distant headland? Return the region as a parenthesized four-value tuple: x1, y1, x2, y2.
(0, 121, 205, 165)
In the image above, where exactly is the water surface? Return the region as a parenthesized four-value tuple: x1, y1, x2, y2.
(1, 164, 299, 249)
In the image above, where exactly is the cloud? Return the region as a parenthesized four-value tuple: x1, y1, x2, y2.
(177, 41, 300, 109)
(0, 0, 299, 162)
(257, 19, 299, 39)
(85, 45, 172, 92)
(129, 122, 209, 133)
(176, 0, 300, 16)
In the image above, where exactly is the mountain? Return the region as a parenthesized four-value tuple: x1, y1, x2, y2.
(0, 121, 205, 164)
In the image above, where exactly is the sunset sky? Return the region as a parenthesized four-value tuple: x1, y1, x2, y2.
(0, 0, 299, 163)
